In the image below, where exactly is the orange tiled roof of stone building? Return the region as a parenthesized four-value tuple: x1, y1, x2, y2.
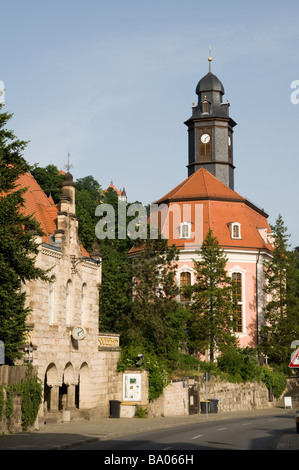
(14, 171, 89, 257)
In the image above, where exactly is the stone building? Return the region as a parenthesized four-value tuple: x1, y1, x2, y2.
(17, 171, 122, 422)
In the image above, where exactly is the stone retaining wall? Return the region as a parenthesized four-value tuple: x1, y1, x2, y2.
(148, 376, 273, 417)
(197, 376, 271, 412)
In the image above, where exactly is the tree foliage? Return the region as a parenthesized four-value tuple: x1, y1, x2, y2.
(187, 229, 238, 361)
(0, 106, 48, 363)
(120, 236, 189, 367)
(258, 215, 299, 365)
(31, 164, 64, 204)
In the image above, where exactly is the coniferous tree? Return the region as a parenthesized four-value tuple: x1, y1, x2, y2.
(0, 106, 48, 363)
(259, 215, 299, 366)
(187, 229, 238, 361)
(122, 236, 189, 366)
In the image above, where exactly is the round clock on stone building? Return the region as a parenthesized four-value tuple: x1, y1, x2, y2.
(201, 133, 210, 144)
(71, 326, 86, 340)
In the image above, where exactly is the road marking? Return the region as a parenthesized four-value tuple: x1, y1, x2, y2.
(163, 447, 172, 450)
(242, 422, 252, 425)
(191, 434, 203, 440)
(217, 427, 227, 431)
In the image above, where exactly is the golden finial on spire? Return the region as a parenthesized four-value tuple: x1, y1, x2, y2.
(208, 45, 212, 72)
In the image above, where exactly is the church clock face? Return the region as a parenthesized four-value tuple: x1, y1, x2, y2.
(201, 133, 210, 144)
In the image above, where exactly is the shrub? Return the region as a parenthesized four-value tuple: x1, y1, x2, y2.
(0, 366, 42, 430)
(258, 367, 287, 399)
(135, 406, 148, 418)
(117, 345, 170, 401)
(217, 347, 258, 382)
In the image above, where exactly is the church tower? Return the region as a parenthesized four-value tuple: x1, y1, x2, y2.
(185, 56, 237, 189)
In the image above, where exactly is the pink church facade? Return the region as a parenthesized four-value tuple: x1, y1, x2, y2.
(148, 59, 273, 352)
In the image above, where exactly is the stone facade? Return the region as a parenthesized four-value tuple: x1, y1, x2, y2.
(17, 171, 122, 423)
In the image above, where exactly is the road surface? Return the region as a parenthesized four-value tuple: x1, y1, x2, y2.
(74, 410, 294, 451)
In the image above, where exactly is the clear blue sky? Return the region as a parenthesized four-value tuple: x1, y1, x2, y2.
(1, 0, 299, 246)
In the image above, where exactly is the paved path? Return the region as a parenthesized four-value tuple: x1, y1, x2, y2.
(0, 407, 298, 450)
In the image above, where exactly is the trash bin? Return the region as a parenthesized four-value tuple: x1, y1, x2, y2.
(200, 401, 210, 413)
(109, 400, 121, 418)
(208, 398, 219, 413)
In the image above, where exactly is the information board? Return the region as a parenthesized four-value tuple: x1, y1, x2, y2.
(123, 373, 141, 402)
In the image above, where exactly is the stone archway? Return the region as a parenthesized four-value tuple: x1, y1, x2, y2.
(61, 362, 78, 411)
(44, 363, 60, 412)
(78, 362, 91, 409)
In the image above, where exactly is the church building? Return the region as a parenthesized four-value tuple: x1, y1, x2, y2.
(148, 57, 274, 352)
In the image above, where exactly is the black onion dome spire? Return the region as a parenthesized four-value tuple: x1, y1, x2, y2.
(196, 70, 225, 97)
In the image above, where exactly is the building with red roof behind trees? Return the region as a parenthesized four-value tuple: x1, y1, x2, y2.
(130, 57, 273, 355)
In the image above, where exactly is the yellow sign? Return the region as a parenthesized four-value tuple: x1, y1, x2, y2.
(98, 335, 119, 347)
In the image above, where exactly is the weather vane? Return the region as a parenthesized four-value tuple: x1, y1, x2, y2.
(64, 153, 73, 172)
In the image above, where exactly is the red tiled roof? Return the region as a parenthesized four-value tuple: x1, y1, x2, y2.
(104, 182, 122, 196)
(14, 172, 89, 256)
(15, 172, 57, 243)
(129, 168, 273, 255)
(154, 168, 245, 204)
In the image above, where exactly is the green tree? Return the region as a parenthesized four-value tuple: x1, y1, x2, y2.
(75, 175, 103, 252)
(31, 164, 64, 204)
(32, 166, 104, 253)
(98, 238, 133, 333)
(0, 106, 48, 363)
(122, 236, 189, 366)
(258, 215, 299, 365)
(187, 229, 238, 361)
(96, 187, 137, 333)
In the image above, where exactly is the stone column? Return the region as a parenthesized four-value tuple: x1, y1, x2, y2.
(66, 383, 77, 409)
(49, 384, 59, 411)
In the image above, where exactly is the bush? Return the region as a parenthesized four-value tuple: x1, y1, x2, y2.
(117, 345, 170, 401)
(135, 406, 148, 418)
(258, 367, 287, 399)
(0, 366, 42, 430)
(217, 347, 258, 382)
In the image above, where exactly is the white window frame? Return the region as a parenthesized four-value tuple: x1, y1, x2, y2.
(180, 222, 192, 239)
(176, 265, 195, 302)
(228, 266, 246, 336)
(229, 222, 242, 239)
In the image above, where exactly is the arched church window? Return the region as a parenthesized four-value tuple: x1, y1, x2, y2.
(81, 283, 87, 325)
(199, 129, 212, 160)
(49, 275, 55, 325)
(230, 222, 241, 239)
(66, 280, 72, 326)
(180, 271, 191, 302)
(180, 222, 191, 239)
(232, 272, 243, 333)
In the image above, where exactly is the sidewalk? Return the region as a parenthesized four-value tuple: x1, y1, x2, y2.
(0, 407, 298, 450)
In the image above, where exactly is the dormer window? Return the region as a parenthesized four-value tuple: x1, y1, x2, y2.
(202, 96, 211, 114)
(228, 222, 241, 239)
(180, 222, 191, 239)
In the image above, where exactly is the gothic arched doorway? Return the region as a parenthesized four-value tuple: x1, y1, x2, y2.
(78, 362, 91, 409)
